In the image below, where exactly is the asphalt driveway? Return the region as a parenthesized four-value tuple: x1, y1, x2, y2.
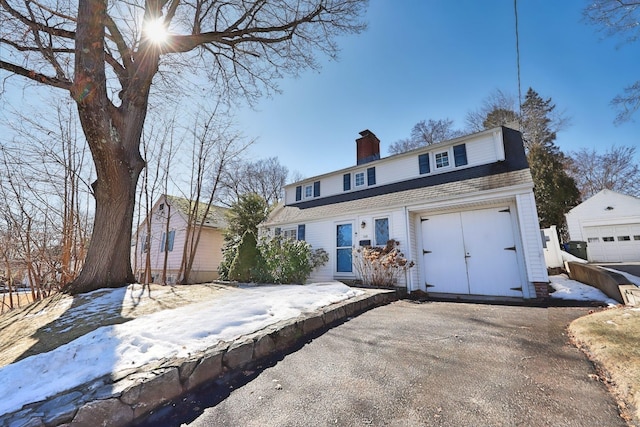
(147, 301, 626, 426)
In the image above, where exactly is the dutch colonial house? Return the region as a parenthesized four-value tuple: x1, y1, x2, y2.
(262, 127, 549, 300)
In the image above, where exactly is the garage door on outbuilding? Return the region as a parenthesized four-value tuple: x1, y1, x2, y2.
(566, 190, 640, 263)
(421, 206, 523, 297)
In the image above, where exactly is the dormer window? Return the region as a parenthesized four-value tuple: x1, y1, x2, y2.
(304, 185, 313, 198)
(355, 172, 365, 187)
(435, 151, 449, 168)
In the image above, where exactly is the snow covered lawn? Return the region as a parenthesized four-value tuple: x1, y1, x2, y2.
(0, 282, 362, 416)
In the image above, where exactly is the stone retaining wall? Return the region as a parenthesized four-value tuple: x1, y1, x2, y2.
(2, 289, 396, 427)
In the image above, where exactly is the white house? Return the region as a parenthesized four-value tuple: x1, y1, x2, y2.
(262, 127, 549, 300)
(565, 189, 640, 263)
(133, 195, 228, 284)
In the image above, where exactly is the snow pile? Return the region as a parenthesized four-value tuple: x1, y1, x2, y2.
(549, 274, 619, 306)
(0, 282, 362, 416)
(560, 250, 588, 264)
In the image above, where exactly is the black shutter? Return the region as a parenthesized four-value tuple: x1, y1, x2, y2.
(367, 167, 376, 186)
(275, 227, 281, 236)
(418, 153, 430, 174)
(313, 181, 320, 197)
(297, 224, 306, 241)
(295, 186, 302, 201)
(454, 144, 468, 166)
(343, 173, 351, 191)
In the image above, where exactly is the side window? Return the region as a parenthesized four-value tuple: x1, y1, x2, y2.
(283, 228, 297, 240)
(435, 151, 449, 168)
(453, 144, 468, 166)
(161, 230, 175, 252)
(343, 173, 351, 191)
(418, 153, 430, 174)
(374, 218, 389, 246)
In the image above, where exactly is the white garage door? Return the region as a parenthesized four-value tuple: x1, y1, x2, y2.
(421, 207, 523, 297)
(584, 224, 640, 262)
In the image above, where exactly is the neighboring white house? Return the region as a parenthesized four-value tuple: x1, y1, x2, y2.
(133, 195, 228, 284)
(262, 127, 549, 300)
(565, 189, 640, 263)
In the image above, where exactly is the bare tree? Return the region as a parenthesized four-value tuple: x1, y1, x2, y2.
(177, 106, 251, 284)
(566, 145, 640, 199)
(388, 119, 463, 155)
(465, 89, 519, 133)
(0, 0, 368, 295)
(584, 1, 640, 123)
(220, 156, 288, 206)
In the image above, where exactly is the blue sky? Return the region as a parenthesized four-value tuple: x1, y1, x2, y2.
(238, 1, 639, 179)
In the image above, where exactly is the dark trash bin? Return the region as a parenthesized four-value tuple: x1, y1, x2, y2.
(565, 240, 588, 260)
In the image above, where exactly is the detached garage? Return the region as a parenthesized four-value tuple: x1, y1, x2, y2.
(566, 189, 640, 263)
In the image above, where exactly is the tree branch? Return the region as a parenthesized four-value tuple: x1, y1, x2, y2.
(0, 60, 71, 90)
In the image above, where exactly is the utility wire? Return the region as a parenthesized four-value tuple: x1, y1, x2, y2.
(514, 0, 522, 124)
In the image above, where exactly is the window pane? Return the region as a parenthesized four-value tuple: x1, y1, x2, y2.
(435, 152, 449, 168)
(336, 223, 352, 247)
(343, 173, 351, 191)
(337, 248, 353, 272)
(367, 167, 376, 185)
(313, 181, 320, 197)
(419, 153, 430, 174)
(375, 218, 389, 246)
(603, 236, 614, 242)
(355, 172, 365, 186)
(160, 232, 166, 252)
(453, 144, 468, 166)
(167, 230, 175, 251)
(297, 224, 306, 241)
(304, 185, 313, 198)
(295, 186, 302, 201)
(618, 236, 631, 241)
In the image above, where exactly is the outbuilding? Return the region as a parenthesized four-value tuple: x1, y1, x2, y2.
(565, 189, 640, 263)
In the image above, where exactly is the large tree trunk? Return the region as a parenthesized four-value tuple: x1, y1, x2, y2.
(64, 0, 154, 295)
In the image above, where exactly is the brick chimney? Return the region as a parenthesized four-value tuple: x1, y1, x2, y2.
(356, 129, 380, 165)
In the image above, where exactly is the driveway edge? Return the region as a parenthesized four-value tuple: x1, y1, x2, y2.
(2, 288, 396, 427)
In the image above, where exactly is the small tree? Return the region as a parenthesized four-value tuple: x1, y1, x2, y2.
(228, 231, 262, 283)
(353, 240, 414, 287)
(219, 193, 270, 279)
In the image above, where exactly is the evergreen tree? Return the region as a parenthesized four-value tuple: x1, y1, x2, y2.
(218, 193, 270, 279)
(519, 88, 580, 231)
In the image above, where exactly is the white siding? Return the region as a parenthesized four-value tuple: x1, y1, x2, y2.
(516, 192, 548, 290)
(283, 128, 506, 204)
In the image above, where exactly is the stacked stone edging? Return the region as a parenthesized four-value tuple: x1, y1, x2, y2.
(2, 288, 396, 427)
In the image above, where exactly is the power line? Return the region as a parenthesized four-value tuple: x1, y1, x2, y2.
(514, 0, 522, 120)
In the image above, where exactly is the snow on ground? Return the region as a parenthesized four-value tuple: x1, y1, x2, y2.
(2, 273, 636, 417)
(549, 274, 620, 306)
(0, 282, 362, 416)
